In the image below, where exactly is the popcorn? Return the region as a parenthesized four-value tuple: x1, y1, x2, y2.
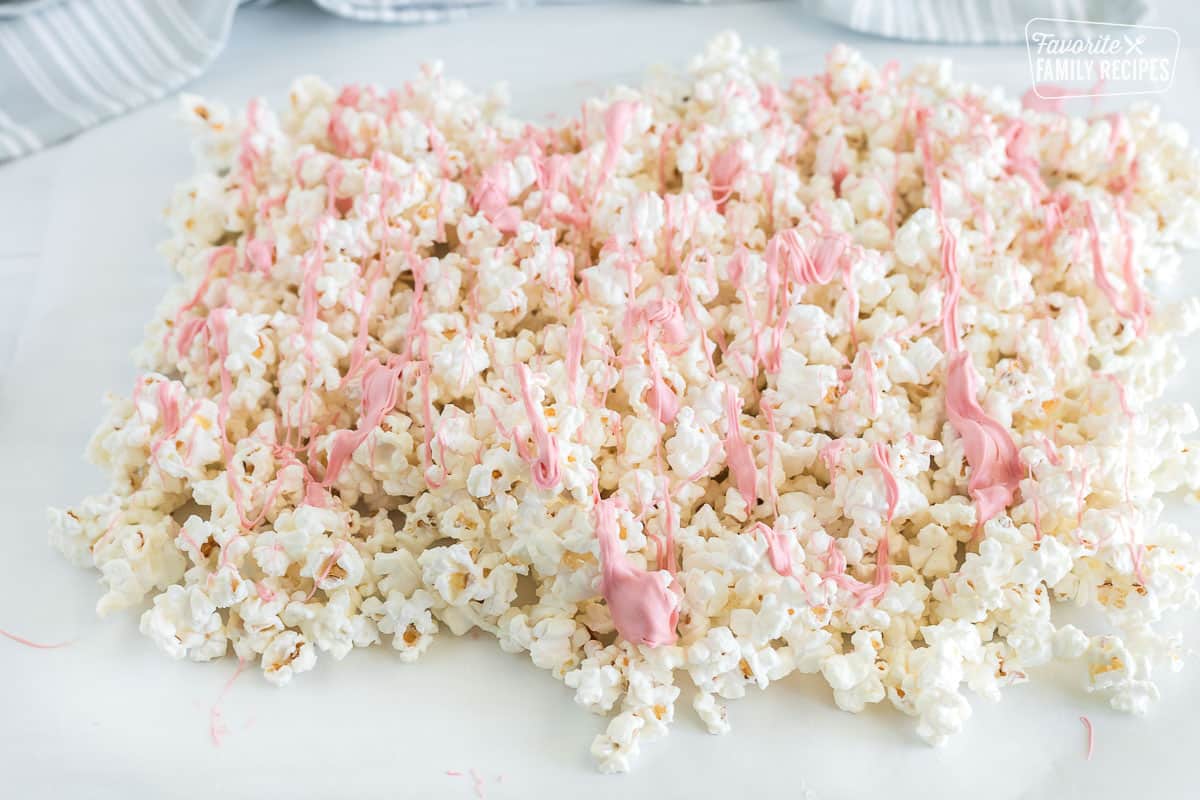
(692, 691, 732, 735)
(821, 629, 886, 713)
(48, 33, 1200, 772)
(260, 630, 317, 687)
(591, 711, 645, 775)
(366, 588, 438, 662)
(565, 643, 625, 713)
(140, 585, 228, 661)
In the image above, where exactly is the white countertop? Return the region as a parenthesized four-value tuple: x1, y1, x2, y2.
(2, 2, 1199, 798)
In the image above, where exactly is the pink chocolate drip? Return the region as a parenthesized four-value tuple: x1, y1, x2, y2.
(761, 228, 851, 371)
(209, 657, 247, 747)
(658, 123, 679, 192)
(1001, 119, 1049, 195)
(860, 349, 881, 417)
(516, 364, 562, 490)
(175, 317, 208, 359)
(873, 441, 899, 523)
(765, 229, 847, 286)
(1029, 464, 1045, 542)
(418, 365, 446, 489)
(0, 628, 70, 649)
(1099, 373, 1135, 418)
(1037, 431, 1063, 466)
(648, 368, 679, 426)
(656, 471, 678, 574)
(471, 163, 521, 233)
(821, 538, 888, 606)
(1085, 200, 1149, 336)
(599, 100, 636, 185)
(643, 297, 688, 346)
(245, 238, 274, 276)
(709, 142, 743, 210)
(166, 246, 235, 357)
(327, 85, 363, 158)
(944, 352, 1024, 525)
(939, 228, 963, 353)
(641, 315, 680, 426)
(237, 99, 261, 210)
(723, 385, 758, 509)
(149, 380, 200, 469)
(749, 521, 792, 577)
(762, 399, 780, 514)
(324, 160, 346, 216)
(819, 438, 847, 475)
(594, 497, 679, 647)
(322, 359, 403, 488)
(566, 314, 586, 404)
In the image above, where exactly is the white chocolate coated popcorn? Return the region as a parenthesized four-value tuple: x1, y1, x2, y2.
(49, 33, 1200, 771)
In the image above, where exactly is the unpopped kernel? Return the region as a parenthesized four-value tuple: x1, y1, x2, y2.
(50, 33, 1200, 772)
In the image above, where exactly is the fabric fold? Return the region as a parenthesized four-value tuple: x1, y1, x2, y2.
(800, 0, 1149, 44)
(0, 0, 238, 161)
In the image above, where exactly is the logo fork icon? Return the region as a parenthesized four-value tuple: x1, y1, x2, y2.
(1124, 34, 1147, 54)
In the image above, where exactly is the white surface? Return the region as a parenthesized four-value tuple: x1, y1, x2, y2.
(2, 2, 1199, 798)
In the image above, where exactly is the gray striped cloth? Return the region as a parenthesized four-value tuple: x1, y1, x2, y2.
(0, 0, 1153, 163)
(801, 0, 1148, 44)
(0, 0, 238, 161)
(311, 0, 487, 23)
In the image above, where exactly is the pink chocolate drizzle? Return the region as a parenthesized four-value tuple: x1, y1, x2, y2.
(749, 521, 793, 577)
(917, 108, 1023, 525)
(1084, 199, 1149, 336)
(944, 352, 1024, 525)
(209, 657, 247, 746)
(709, 142, 743, 211)
(515, 364, 562, 490)
(723, 384, 758, 510)
(0, 628, 71, 649)
(566, 314, 586, 404)
(594, 497, 680, 647)
(321, 359, 403, 488)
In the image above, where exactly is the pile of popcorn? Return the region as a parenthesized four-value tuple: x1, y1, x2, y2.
(49, 33, 1200, 772)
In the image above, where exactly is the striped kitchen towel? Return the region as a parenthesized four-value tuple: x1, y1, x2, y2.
(801, 0, 1149, 44)
(0, 0, 1156, 163)
(0, 0, 239, 161)
(310, 0, 489, 23)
